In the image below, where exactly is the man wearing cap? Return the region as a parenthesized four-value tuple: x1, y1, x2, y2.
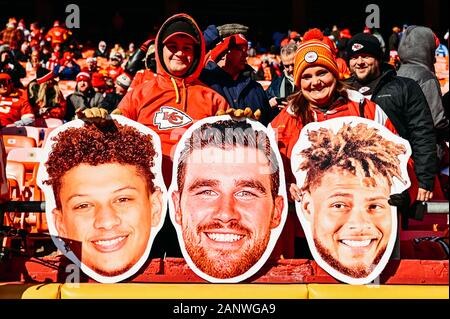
(115, 14, 228, 185)
(0, 72, 34, 127)
(0, 44, 26, 88)
(100, 73, 131, 113)
(65, 72, 104, 121)
(346, 32, 439, 215)
(83, 57, 100, 74)
(106, 52, 124, 81)
(53, 52, 80, 81)
(200, 30, 272, 125)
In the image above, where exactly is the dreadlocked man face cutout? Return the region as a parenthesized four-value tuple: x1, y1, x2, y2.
(291, 117, 411, 285)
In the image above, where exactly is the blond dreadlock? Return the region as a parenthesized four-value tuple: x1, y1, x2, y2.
(299, 123, 407, 191)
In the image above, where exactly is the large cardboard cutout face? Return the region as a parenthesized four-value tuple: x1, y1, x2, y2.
(37, 115, 167, 283)
(291, 117, 411, 284)
(169, 116, 288, 282)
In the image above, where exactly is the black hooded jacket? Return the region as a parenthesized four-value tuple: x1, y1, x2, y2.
(347, 65, 437, 191)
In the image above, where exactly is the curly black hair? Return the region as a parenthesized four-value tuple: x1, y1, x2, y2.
(44, 121, 157, 208)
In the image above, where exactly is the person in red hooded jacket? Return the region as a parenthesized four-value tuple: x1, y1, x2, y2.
(0, 72, 34, 127)
(117, 13, 229, 188)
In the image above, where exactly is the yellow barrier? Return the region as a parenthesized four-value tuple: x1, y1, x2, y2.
(1, 283, 448, 299)
(307, 284, 449, 299)
(59, 283, 309, 299)
(0, 283, 61, 299)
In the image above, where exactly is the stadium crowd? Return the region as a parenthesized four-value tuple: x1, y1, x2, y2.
(0, 14, 448, 259)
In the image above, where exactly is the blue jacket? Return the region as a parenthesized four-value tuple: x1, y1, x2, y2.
(200, 61, 272, 125)
(53, 62, 81, 81)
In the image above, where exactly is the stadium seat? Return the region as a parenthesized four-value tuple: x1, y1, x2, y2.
(6, 160, 26, 189)
(1, 126, 41, 146)
(6, 148, 46, 233)
(2, 135, 37, 155)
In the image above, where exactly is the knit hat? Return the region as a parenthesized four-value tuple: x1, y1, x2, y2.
(76, 72, 91, 82)
(346, 33, 383, 60)
(160, 20, 199, 45)
(0, 73, 12, 81)
(62, 51, 73, 61)
(302, 28, 338, 55)
(115, 73, 132, 90)
(37, 69, 55, 84)
(210, 33, 248, 62)
(293, 40, 339, 87)
(91, 72, 106, 88)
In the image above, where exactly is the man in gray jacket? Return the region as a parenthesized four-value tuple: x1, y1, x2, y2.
(65, 72, 104, 121)
(397, 25, 449, 142)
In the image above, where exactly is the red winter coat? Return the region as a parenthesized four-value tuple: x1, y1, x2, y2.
(0, 89, 34, 127)
(45, 26, 69, 46)
(129, 69, 156, 90)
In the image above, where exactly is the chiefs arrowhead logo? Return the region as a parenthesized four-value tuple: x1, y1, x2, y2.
(154, 106, 193, 130)
(305, 51, 318, 63)
(352, 43, 364, 51)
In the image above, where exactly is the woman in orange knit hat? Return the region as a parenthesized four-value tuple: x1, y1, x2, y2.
(269, 39, 396, 259)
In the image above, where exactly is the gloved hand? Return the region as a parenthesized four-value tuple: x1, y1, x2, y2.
(216, 107, 261, 121)
(76, 107, 119, 132)
(388, 191, 410, 207)
(76, 107, 110, 124)
(217, 24, 249, 38)
(139, 38, 155, 52)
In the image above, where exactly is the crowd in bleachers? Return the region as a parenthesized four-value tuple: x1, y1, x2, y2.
(0, 14, 448, 260)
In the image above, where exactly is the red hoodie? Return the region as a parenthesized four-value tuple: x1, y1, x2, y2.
(118, 14, 229, 186)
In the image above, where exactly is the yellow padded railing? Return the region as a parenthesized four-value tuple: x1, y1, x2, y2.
(0, 283, 61, 299)
(307, 284, 449, 299)
(59, 283, 309, 299)
(0, 283, 448, 299)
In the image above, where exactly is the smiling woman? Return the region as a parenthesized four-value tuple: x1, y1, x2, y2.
(37, 115, 167, 283)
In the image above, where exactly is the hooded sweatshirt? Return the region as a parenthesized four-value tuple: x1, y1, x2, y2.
(397, 26, 449, 141)
(118, 14, 229, 187)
